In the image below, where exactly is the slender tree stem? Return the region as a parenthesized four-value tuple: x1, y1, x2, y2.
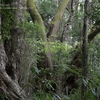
(81, 0, 89, 100)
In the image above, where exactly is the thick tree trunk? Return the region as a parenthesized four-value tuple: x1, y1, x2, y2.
(0, 0, 26, 100)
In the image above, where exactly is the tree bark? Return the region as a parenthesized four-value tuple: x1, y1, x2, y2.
(47, 0, 69, 41)
(0, 0, 26, 99)
(27, 0, 53, 70)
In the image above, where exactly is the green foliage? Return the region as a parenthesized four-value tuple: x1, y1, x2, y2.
(1, 0, 14, 4)
(25, 19, 44, 39)
(39, 0, 57, 22)
(90, 2, 100, 25)
(1, 3, 16, 40)
(30, 67, 56, 88)
(32, 91, 53, 100)
(0, 94, 5, 100)
(1, 9, 12, 40)
(49, 41, 72, 54)
(34, 0, 57, 29)
(22, 0, 100, 100)
(48, 41, 72, 53)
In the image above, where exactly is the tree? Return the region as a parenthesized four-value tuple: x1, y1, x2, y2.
(0, 0, 100, 99)
(0, 0, 26, 99)
(27, 0, 70, 96)
(27, 0, 53, 70)
(81, 0, 89, 100)
(27, 0, 100, 98)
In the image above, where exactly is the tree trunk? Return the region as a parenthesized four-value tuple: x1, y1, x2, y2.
(81, 0, 89, 100)
(0, 0, 26, 99)
(47, 0, 69, 41)
(27, 0, 70, 97)
(27, 0, 53, 70)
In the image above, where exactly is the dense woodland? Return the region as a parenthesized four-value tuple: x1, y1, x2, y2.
(0, 0, 100, 100)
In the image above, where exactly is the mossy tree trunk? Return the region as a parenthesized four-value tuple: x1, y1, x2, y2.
(81, 0, 89, 100)
(47, 0, 69, 41)
(27, 0, 70, 96)
(27, 0, 54, 70)
(0, 0, 26, 100)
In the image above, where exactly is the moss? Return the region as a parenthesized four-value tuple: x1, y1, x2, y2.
(53, 0, 69, 23)
(27, 0, 46, 41)
(27, 0, 53, 69)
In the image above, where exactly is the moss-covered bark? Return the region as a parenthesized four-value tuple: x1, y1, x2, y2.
(47, 0, 69, 40)
(27, 0, 46, 41)
(27, 0, 53, 69)
(0, 0, 26, 100)
(27, 0, 70, 96)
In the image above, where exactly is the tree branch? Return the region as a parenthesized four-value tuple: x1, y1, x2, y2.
(47, 0, 69, 40)
(88, 27, 100, 42)
(60, 0, 74, 42)
(27, 0, 46, 41)
(0, 43, 25, 100)
(27, 0, 53, 69)
(71, 26, 100, 67)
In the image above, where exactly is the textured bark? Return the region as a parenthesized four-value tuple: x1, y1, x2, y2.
(27, 0, 46, 41)
(0, 42, 25, 100)
(0, 0, 26, 100)
(47, 0, 69, 41)
(88, 27, 100, 42)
